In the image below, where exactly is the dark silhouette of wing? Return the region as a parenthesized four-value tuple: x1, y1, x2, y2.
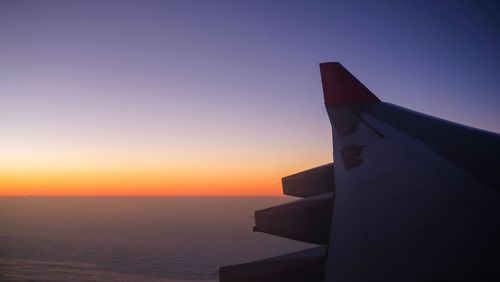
(219, 62, 500, 282)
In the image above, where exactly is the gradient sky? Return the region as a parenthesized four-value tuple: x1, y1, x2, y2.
(1, 0, 499, 195)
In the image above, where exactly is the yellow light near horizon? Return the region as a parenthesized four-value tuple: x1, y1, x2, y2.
(0, 162, 312, 195)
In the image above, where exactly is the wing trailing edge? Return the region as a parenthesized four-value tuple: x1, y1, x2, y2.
(219, 163, 335, 281)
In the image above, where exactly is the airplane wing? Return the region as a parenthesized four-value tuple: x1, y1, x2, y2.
(219, 62, 500, 282)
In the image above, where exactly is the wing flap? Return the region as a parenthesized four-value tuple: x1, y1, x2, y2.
(219, 247, 326, 282)
(253, 193, 333, 244)
(282, 163, 334, 197)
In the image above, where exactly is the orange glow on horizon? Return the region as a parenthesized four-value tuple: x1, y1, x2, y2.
(0, 159, 329, 195)
(0, 171, 275, 196)
(1, 119, 332, 196)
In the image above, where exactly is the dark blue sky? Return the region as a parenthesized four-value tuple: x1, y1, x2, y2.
(1, 0, 499, 194)
(3, 1, 499, 129)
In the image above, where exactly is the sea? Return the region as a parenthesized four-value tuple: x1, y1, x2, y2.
(0, 196, 314, 281)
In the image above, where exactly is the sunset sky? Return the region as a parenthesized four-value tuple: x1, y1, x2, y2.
(1, 0, 500, 195)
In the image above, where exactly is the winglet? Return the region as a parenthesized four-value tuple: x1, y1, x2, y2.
(320, 62, 380, 107)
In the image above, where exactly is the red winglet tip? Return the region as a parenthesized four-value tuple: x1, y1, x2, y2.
(320, 62, 380, 107)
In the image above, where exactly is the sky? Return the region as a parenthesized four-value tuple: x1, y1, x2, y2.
(1, 0, 499, 195)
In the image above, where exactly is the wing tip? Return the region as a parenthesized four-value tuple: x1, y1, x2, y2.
(320, 62, 380, 107)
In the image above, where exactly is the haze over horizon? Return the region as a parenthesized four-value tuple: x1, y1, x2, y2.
(1, 0, 500, 195)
